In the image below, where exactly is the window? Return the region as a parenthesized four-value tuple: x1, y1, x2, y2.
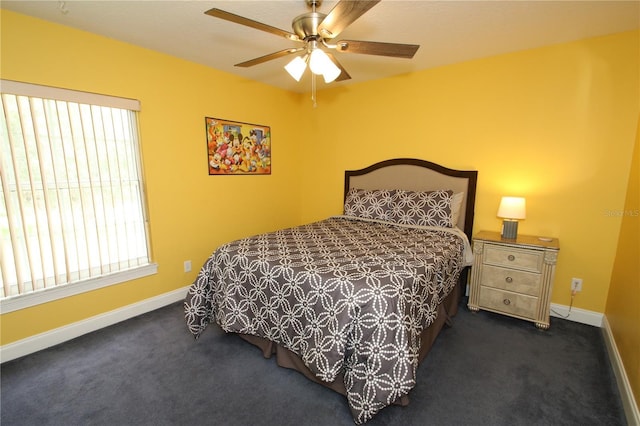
(0, 80, 155, 312)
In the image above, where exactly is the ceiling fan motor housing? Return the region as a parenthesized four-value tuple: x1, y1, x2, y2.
(292, 12, 327, 40)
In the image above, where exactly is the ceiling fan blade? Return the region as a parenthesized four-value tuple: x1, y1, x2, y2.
(317, 0, 381, 39)
(205, 8, 301, 42)
(325, 52, 351, 81)
(336, 40, 420, 59)
(235, 48, 305, 68)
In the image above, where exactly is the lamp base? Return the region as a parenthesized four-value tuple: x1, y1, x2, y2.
(501, 220, 519, 239)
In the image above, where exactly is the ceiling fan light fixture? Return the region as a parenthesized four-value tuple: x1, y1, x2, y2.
(284, 55, 308, 81)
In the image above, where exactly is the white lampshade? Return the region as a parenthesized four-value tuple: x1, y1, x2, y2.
(284, 55, 307, 82)
(309, 48, 339, 77)
(497, 196, 526, 220)
(322, 63, 341, 83)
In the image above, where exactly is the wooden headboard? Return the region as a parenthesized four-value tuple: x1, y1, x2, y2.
(344, 158, 478, 241)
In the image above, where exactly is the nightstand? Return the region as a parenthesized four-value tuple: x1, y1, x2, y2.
(468, 231, 559, 329)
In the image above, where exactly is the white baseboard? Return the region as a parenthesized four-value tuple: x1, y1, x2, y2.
(0, 286, 190, 364)
(602, 316, 640, 426)
(550, 303, 604, 327)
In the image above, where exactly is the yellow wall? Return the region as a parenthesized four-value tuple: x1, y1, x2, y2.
(606, 117, 640, 409)
(0, 10, 307, 344)
(1, 8, 638, 361)
(300, 30, 639, 315)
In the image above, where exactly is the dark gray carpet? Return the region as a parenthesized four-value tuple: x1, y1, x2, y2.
(1, 300, 626, 426)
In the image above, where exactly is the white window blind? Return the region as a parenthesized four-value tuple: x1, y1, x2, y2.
(0, 80, 152, 305)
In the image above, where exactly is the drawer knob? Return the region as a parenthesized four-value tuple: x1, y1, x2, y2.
(505, 276, 513, 283)
(503, 298, 511, 306)
(508, 255, 515, 261)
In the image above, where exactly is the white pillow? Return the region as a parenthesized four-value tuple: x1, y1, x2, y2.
(450, 192, 464, 226)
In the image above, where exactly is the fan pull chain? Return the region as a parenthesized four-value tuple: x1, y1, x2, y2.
(311, 73, 317, 108)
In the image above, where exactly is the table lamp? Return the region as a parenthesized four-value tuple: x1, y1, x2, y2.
(497, 196, 526, 239)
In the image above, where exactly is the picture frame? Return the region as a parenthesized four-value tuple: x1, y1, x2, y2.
(205, 117, 271, 175)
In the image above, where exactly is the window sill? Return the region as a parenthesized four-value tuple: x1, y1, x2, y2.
(0, 263, 158, 314)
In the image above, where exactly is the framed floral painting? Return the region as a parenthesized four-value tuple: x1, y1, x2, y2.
(205, 117, 271, 175)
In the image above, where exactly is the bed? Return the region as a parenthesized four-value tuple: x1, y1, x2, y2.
(184, 158, 478, 424)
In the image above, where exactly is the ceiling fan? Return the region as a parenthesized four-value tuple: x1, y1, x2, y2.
(205, 0, 420, 84)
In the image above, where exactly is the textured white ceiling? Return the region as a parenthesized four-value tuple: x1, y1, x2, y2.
(3, 0, 639, 93)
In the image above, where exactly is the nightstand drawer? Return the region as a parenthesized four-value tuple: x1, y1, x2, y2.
(478, 286, 538, 319)
(483, 245, 543, 272)
(480, 265, 541, 296)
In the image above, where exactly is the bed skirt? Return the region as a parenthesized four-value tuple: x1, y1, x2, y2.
(236, 282, 461, 407)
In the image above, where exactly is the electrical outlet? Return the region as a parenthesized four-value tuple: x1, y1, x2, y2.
(571, 277, 583, 292)
(184, 260, 192, 273)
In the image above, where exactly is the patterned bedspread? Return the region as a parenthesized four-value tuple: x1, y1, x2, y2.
(184, 216, 470, 424)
